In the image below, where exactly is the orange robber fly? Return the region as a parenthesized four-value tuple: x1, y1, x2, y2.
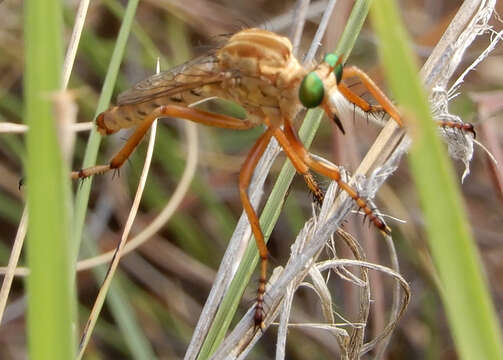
(72, 28, 474, 328)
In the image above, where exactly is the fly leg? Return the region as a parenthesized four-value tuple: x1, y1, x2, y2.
(278, 118, 390, 234)
(338, 66, 402, 126)
(303, 172, 325, 206)
(238, 127, 275, 330)
(338, 66, 476, 136)
(72, 105, 256, 179)
(437, 119, 476, 138)
(272, 129, 325, 206)
(335, 84, 385, 115)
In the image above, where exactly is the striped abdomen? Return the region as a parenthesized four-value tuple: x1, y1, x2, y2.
(96, 88, 211, 135)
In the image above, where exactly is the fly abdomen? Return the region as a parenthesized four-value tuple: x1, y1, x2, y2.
(96, 90, 209, 136)
(96, 104, 144, 135)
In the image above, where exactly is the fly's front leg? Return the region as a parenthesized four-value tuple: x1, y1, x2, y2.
(72, 105, 256, 179)
(280, 118, 390, 234)
(339, 66, 403, 126)
(336, 83, 385, 114)
(338, 66, 476, 136)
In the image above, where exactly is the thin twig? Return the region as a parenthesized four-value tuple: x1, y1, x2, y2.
(303, 0, 338, 64)
(62, 0, 90, 89)
(289, 0, 311, 56)
(77, 118, 158, 359)
(184, 138, 281, 360)
(339, 229, 369, 359)
(373, 234, 401, 358)
(0, 121, 93, 134)
(0, 207, 27, 324)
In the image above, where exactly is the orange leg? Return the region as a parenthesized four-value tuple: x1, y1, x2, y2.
(72, 105, 256, 179)
(279, 118, 390, 234)
(336, 66, 476, 136)
(336, 83, 385, 114)
(238, 126, 275, 329)
(303, 172, 325, 205)
(273, 129, 325, 205)
(437, 119, 476, 138)
(340, 66, 403, 126)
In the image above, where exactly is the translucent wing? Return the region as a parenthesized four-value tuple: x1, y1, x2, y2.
(117, 54, 223, 105)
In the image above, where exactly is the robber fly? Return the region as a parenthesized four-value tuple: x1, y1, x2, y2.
(72, 28, 474, 329)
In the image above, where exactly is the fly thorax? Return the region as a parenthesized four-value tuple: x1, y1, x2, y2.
(277, 62, 306, 121)
(218, 29, 293, 80)
(217, 29, 306, 124)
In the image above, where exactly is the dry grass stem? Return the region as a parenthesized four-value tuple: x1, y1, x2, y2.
(77, 117, 158, 359)
(185, 3, 338, 357)
(51, 90, 78, 165)
(0, 207, 27, 324)
(0, 122, 93, 134)
(259, 0, 330, 34)
(316, 259, 410, 356)
(204, 1, 499, 359)
(288, 0, 310, 55)
(61, 0, 90, 89)
(184, 138, 282, 359)
(302, 0, 338, 64)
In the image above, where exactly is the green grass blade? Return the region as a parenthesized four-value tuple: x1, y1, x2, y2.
(24, 0, 74, 358)
(197, 1, 373, 357)
(370, 2, 503, 360)
(103, 0, 167, 67)
(335, 0, 372, 63)
(198, 113, 323, 359)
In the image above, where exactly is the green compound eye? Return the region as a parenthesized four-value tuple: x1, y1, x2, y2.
(299, 72, 324, 108)
(323, 53, 338, 67)
(323, 53, 343, 84)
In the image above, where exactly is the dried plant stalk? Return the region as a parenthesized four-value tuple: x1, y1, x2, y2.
(199, 0, 497, 359)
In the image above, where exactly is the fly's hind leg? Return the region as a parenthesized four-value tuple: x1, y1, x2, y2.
(238, 127, 275, 330)
(72, 105, 255, 179)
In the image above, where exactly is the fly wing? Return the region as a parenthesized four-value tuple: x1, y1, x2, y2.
(117, 54, 223, 106)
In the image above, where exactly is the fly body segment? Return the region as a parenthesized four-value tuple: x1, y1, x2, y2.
(72, 28, 474, 329)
